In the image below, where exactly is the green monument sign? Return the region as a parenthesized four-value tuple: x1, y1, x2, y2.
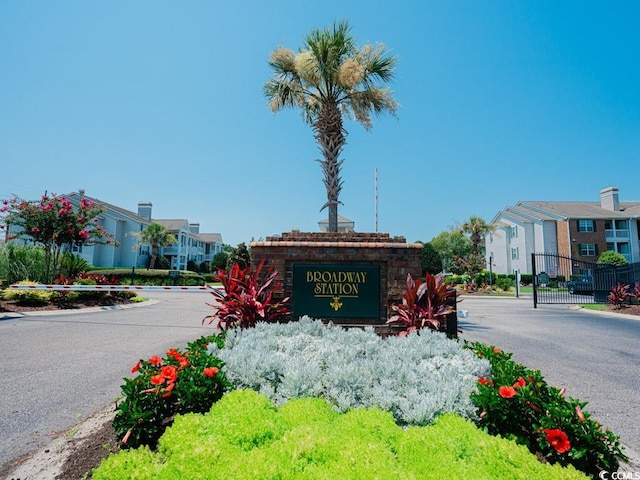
(292, 264, 380, 319)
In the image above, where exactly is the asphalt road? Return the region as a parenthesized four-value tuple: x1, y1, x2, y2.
(458, 295, 640, 452)
(0, 290, 216, 471)
(1, 293, 638, 471)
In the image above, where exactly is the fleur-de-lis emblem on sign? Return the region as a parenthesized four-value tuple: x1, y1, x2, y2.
(330, 296, 343, 311)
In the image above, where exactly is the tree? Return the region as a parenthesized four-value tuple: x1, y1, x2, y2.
(416, 241, 443, 276)
(131, 223, 177, 270)
(457, 215, 496, 256)
(597, 250, 628, 266)
(430, 230, 472, 273)
(265, 21, 399, 232)
(0, 192, 117, 283)
(226, 242, 251, 270)
(212, 251, 229, 271)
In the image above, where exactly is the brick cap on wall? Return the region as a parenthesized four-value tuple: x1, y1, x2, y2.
(250, 231, 423, 249)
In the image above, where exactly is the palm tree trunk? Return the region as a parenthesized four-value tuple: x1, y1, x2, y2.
(314, 100, 345, 233)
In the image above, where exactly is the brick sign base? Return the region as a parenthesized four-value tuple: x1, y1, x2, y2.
(250, 232, 423, 328)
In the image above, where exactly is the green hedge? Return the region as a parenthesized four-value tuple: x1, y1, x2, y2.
(94, 390, 587, 480)
(89, 269, 205, 286)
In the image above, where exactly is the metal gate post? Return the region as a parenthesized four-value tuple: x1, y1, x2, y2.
(531, 253, 538, 308)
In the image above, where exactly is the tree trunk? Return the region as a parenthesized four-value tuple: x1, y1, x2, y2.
(328, 203, 338, 233)
(314, 99, 345, 234)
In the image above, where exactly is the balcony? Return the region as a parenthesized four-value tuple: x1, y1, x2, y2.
(605, 229, 629, 240)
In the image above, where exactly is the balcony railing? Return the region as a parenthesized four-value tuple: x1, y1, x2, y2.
(605, 229, 629, 239)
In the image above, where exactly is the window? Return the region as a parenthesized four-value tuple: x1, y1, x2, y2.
(615, 220, 628, 229)
(578, 220, 594, 232)
(510, 225, 518, 238)
(511, 247, 519, 260)
(71, 245, 83, 253)
(579, 243, 597, 256)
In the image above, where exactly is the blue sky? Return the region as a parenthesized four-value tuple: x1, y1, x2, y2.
(1, 1, 638, 247)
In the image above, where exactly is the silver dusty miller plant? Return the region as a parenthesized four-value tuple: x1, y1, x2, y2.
(210, 317, 490, 426)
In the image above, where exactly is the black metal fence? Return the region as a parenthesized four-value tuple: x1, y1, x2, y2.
(531, 253, 640, 307)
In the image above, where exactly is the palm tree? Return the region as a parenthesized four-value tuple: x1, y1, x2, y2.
(264, 21, 399, 232)
(458, 216, 496, 255)
(132, 223, 177, 269)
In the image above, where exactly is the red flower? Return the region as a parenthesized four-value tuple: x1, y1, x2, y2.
(31, 227, 40, 233)
(161, 365, 178, 383)
(477, 378, 493, 386)
(545, 428, 571, 453)
(150, 374, 164, 386)
(78, 230, 89, 239)
(203, 367, 219, 378)
(498, 386, 517, 399)
(166, 348, 181, 359)
(513, 377, 527, 388)
(131, 361, 141, 374)
(148, 356, 162, 366)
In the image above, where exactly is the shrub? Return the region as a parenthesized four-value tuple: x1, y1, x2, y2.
(94, 390, 587, 480)
(112, 334, 232, 449)
(387, 272, 456, 335)
(0, 244, 48, 284)
(154, 255, 170, 270)
(466, 342, 626, 477)
(597, 251, 628, 266)
(60, 252, 91, 278)
(474, 269, 496, 286)
(520, 273, 533, 285)
(496, 277, 514, 291)
(214, 317, 489, 425)
(1, 281, 51, 305)
(608, 283, 631, 309)
(203, 260, 290, 330)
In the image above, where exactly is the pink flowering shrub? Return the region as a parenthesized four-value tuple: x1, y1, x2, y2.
(0, 192, 117, 282)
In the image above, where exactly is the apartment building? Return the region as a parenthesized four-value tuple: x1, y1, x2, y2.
(486, 187, 640, 275)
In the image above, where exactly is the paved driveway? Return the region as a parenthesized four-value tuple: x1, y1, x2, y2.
(458, 295, 640, 452)
(0, 291, 216, 471)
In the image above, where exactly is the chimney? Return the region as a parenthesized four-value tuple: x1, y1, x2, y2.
(138, 201, 152, 221)
(189, 223, 200, 234)
(600, 187, 620, 211)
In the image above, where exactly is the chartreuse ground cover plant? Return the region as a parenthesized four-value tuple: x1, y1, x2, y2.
(113, 334, 232, 449)
(213, 316, 488, 425)
(466, 342, 626, 477)
(94, 389, 587, 480)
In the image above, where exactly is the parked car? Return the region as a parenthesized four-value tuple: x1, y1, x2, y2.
(566, 275, 593, 294)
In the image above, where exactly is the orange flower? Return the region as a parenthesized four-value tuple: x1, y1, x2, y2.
(513, 377, 527, 388)
(150, 374, 164, 385)
(575, 405, 586, 422)
(498, 386, 517, 399)
(131, 361, 141, 374)
(148, 356, 162, 366)
(493, 347, 502, 354)
(203, 367, 219, 378)
(477, 378, 493, 386)
(545, 428, 571, 453)
(161, 365, 178, 383)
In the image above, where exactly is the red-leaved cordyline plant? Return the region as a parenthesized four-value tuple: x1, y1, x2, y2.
(387, 272, 456, 336)
(608, 282, 630, 309)
(203, 260, 290, 330)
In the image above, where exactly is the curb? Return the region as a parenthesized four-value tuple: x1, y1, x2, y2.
(0, 298, 159, 321)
